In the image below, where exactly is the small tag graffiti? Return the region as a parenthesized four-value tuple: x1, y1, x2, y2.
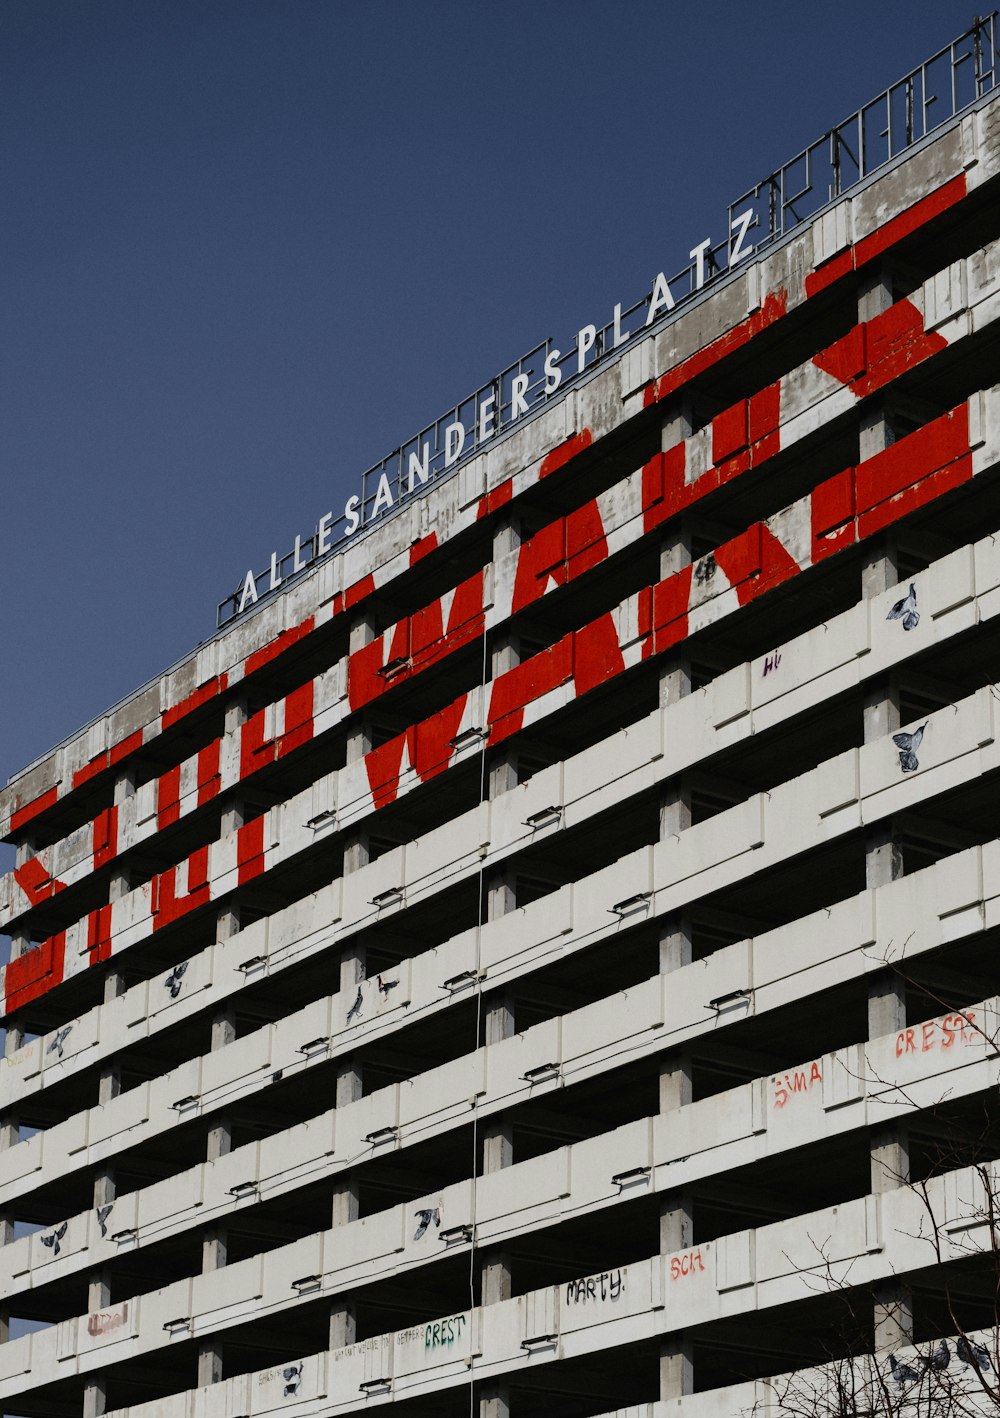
(565, 1268, 625, 1303)
(425, 1313, 467, 1350)
(87, 1302, 128, 1337)
(772, 1060, 823, 1108)
(670, 1247, 706, 1279)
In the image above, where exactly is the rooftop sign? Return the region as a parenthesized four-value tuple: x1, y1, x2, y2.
(218, 14, 997, 628)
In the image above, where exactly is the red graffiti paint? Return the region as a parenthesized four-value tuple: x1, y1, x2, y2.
(109, 729, 143, 769)
(240, 709, 273, 781)
(161, 674, 228, 732)
(572, 614, 626, 696)
(643, 291, 788, 408)
(3, 932, 66, 1012)
(477, 478, 513, 520)
(244, 617, 316, 677)
(279, 682, 315, 758)
(4, 392, 977, 1018)
(151, 846, 211, 931)
(805, 175, 967, 298)
(348, 569, 485, 712)
(641, 565, 694, 658)
(670, 1248, 705, 1279)
(512, 499, 609, 615)
(10, 786, 59, 833)
(87, 905, 114, 966)
(237, 817, 265, 885)
(196, 741, 221, 808)
(855, 406, 971, 536)
(72, 755, 109, 791)
(13, 857, 63, 907)
(72, 729, 144, 790)
(641, 443, 687, 536)
(895, 1010, 977, 1056)
(93, 807, 118, 871)
(487, 635, 575, 745)
(813, 300, 947, 398)
(344, 573, 376, 612)
(157, 765, 182, 831)
(810, 468, 857, 564)
(409, 533, 438, 565)
(538, 430, 593, 480)
(714, 524, 801, 607)
(772, 1060, 822, 1108)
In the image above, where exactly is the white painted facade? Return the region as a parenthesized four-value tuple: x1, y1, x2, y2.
(3, 79, 1000, 1418)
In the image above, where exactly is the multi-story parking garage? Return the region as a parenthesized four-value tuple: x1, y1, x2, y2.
(4, 20, 1000, 1418)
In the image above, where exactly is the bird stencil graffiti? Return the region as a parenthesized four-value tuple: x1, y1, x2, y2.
(40, 1222, 68, 1257)
(923, 1338, 950, 1372)
(46, 1025, 73, 1059)
(346, 986, 363, 1023)
(892, 724, 926, 773)
(377, 975, 398, 997)
(413, 1206, 441, 1241)
(957, 1335, 992, 1372)
(164, 960, 189, 999)
(888, 1353, 920, 1388)
(282, 1363, 302, 1396)
(887, 583, 920, 631)
(96, 1203, 114, 1238)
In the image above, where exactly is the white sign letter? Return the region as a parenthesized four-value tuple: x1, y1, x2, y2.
(645, 272, 675, 325)
(511, 372, 529, 419)
(689, 237, 713, 290)
(316, 512, 334, 557)
(268, 552, 282, 592)
(478, 392, 496, 443)
(408, 442, 430, 493)
(729, 207, 755, 266)
(613, 302, 630, 348)
(238, 569, 258, 614)
(444, 420, 465, 467)
(344, 495, 361, 536)
(544, 348, 562, 395)
(577, 324, 597, 373)
(372, 472, 394, 519)
(293, 535, 308, 572)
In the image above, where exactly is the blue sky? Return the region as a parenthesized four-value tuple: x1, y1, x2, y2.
(1, 0, 987, 788)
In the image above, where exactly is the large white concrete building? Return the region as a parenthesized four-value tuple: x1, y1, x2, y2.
(4, 21, 1000, 1418)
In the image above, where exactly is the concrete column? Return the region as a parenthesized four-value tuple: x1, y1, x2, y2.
(490, 514, 521, 800)
(329, 1045, 362, 1349)
(658, 494, 696, 1412)
(97, 969, 125, 1106)
(197, 1340, 224, 1387)
(82, 1375, 107, 1418)
(1, 1023, 23, 1224)
(481, 995, 515, 1176)
(344, 610, 377, 873)
(0, 1035, 17, 1336)
(88, 1151, 116, 1403)
(858, 262, 912, 1351)
(202, 1224, 226, 1273)
(479, 514, 520, 1333)
(328, 1296, 356, 1351)
(479, 997, 515, 1304)
(331, 1053, 362, 1226)
(109, 769, 135, 903)
(659, 1030, 694, 1398)
(659, 404, 694, 709)
(216, 703, 248, 943)
(198, 1005, 236, 1383)
(10, 841, 34, 963)
(479, 1381, 510, 1418)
